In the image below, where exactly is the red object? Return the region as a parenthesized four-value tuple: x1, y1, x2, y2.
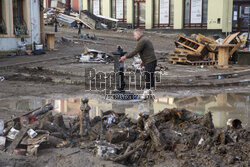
(46, 0, 51, 8)
(72, 0, 79, 12)
(13, 148, 27, 156)
(28, 115, 38, 124)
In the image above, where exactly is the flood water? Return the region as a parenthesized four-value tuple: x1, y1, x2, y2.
(0, 93, 249, 128)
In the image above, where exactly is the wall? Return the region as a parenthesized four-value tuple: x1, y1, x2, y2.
(173, 0, 184, 29)
(72, 0, 79, 11)
(205, 0, 233, 32)
(0, 0, 41, 51)
(145, 0, 153, 29)
(126, 0, 133, 25)
(207, 0, 223, 30)
(222, 0, 233, 33)
(82, 0, 88, 10)
(102, 0, 111, 17)
(80, 0, 232, 32)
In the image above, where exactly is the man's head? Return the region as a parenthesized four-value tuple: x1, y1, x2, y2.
(133, 28, 143, 41)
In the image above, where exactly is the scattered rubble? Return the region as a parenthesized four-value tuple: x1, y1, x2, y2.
(75, 46, 113, 63)
(79, 10, 118, 30)
(0, 98, 249, 166)
(72, 107, 249, 166)
(44, 6, 118, 30)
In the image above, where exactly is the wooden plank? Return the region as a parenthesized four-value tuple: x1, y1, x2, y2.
(46, 34, 55, 50)
(222, 32, 240, 45)
(209, 44, 237, 47)
(79, 12, 96, 30)
(186, 60, 217, 66)
(196, 34, 216, 44)
(208, 52, 216, 61)
(217, 47, 230, 68)
(174, 48, 198, 55)
(175, 35, 205, 53)
(7, 127, 29, 154)
(229, 41, 242, 56)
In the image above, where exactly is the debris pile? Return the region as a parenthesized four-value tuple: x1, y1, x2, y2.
(0, 104, 69, 156)
(76, 46, 113, 63)
(79, 10, 118, 30)
(74, 108, 249, 166)
(44, 6, 118, 30)
(1, 101, 249, 166)
(44, 8, 57, 26)
(169, 32, 242, 66)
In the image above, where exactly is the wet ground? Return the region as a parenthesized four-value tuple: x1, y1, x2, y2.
(0, 26, 250, 166)
(1, 92, 249, 129)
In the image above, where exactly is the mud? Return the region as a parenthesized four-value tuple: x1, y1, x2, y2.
(70, 108, 250, 167)
(0, 26, 249, 167)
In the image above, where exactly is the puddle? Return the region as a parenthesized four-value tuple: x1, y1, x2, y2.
(0, 93, 249, 128)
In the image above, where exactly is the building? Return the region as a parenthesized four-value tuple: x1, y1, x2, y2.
(45, 0, 80, 12)
(0, 0, 43, 51)
(81, 0, 249, 33)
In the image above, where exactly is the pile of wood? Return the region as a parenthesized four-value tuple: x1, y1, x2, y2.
(168, 33, 241, 66)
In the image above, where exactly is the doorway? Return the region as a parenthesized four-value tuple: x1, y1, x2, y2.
(232, 1, 250, 32)
(134, 0, 145, 28)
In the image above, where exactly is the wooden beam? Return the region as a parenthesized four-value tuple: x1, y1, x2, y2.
(6, 127, 29, 154)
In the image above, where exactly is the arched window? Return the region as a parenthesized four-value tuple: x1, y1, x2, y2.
(184, 0, 208, 28)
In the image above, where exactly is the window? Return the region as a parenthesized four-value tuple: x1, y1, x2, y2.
(184, 0, 208, 28)
(0, 0, 6, 34)
(134, 0, 145, 28)
(89, 0, 101, 15)
(232, 0, 250, 32)
(111, 0, 127, 22)
(13, 0, 28, 35)
(154, 0, 174, 28)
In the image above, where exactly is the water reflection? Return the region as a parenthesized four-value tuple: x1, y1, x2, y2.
(0, 93, 249, 128)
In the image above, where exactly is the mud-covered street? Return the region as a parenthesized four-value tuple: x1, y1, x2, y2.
(0, 26, 249, 167)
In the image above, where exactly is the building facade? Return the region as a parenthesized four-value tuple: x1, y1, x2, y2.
(0, 0, 42, 51)
(81, 0, 249, 32)
(44, 0, 80, 12)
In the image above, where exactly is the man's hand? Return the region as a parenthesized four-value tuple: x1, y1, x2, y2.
(119, 56, 126, 62)
(140, 61, 143, 68)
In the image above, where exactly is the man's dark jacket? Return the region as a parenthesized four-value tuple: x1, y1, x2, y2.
(126, 35, 156, 65)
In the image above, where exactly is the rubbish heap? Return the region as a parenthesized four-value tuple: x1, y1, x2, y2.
(0, 104, 69, 156)
(44, 4, 118, 30)
(72, 108, 249, 166)
(0, 102, 249, 166)
(76, 46, 113, 63)
(169, 32, 242, 66)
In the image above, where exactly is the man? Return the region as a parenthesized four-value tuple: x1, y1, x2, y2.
(78, 22, 83, 35)
(54, 16, 58, 32)
(120, 29, 157, 99)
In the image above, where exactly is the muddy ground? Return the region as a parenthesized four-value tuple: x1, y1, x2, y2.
(0, 26, 249, 167)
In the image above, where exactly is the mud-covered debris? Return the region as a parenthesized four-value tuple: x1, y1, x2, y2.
(227, 118, 242, 129)
(2, 104, 69, 156)
(76, 108, 249, 167)
(0, 136, 6, 150)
